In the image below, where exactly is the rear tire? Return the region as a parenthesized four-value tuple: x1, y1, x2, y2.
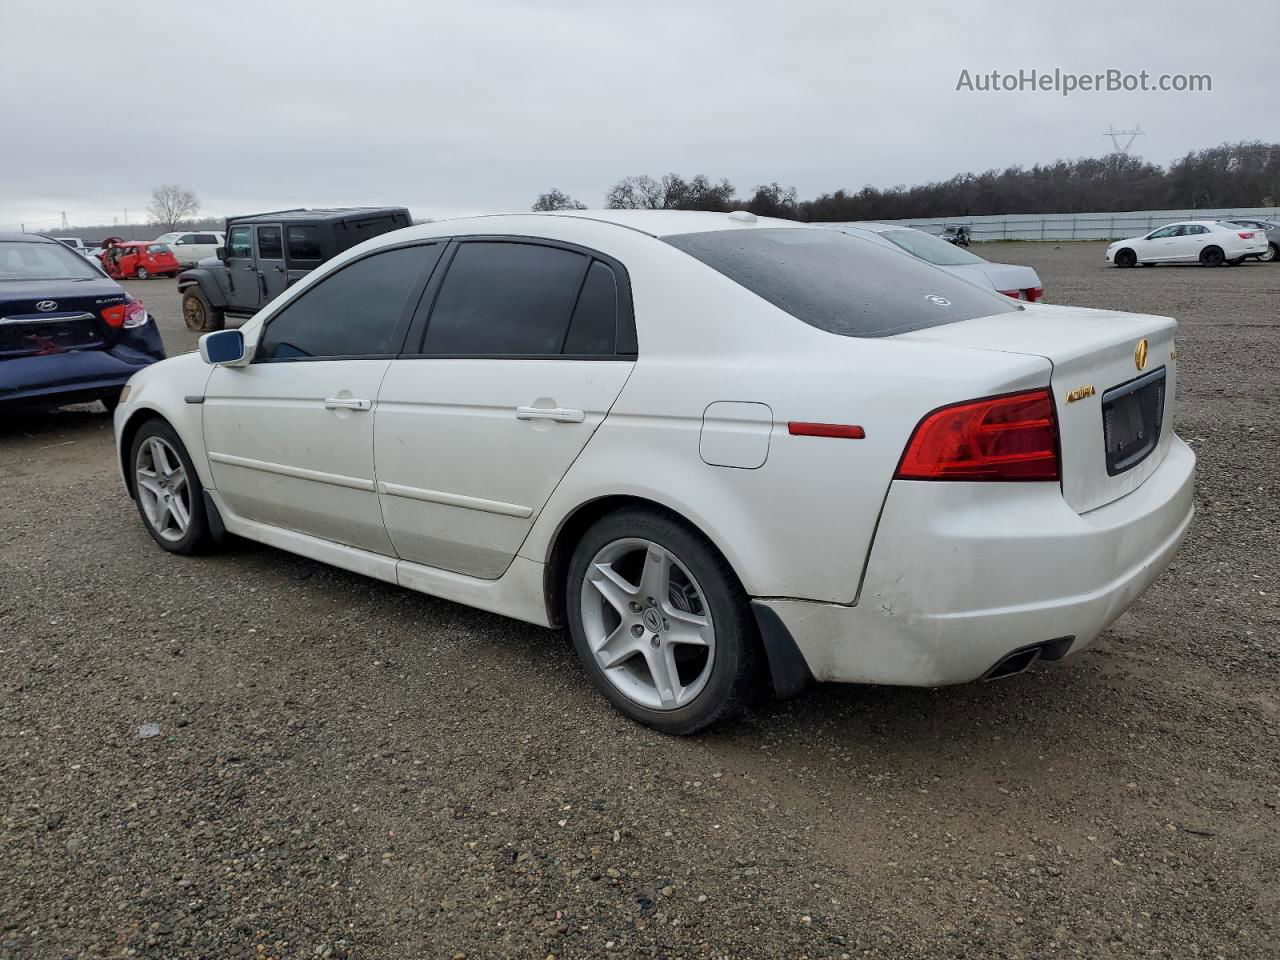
(1260, 243, 1278, 263)
(135, 266, 150, 280)
(182, 287, 225, 332)
(1199, 246, 1225, 267)
(1114, 248, 1137, 268)
(129, 419, 213, 555)
(565, 507, 761, 734)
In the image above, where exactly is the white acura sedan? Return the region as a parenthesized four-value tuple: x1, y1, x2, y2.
(114, 211, 1195, 733)
(1106, 220, 1269, 267)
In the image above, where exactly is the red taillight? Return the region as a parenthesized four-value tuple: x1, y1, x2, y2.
(1026, 286, 1045, 302)
(998, 289, 1020, 299)
(895, 389, 1059, 482)
(101, 304, 125, 327)
(1238, 231, 1256, 240)
(788, 422, 866, 439)
(122, 299, 148, 328)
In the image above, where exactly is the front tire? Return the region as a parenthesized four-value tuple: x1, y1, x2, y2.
(1114, 248, 1137, 268)
(130, 419, 213, 555)
(1199, 246, 1225, 267)
(565, 508, 761, 734)
(182, 287, 225, 332)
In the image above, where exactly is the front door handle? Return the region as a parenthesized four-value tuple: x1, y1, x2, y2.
(324, 397, 372, 411)
(516, 406, 584, 423)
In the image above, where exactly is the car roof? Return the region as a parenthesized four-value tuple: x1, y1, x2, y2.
(463, 209, 809, 239)
(228, 206, 408, 225)
(0, 233, 57, 243)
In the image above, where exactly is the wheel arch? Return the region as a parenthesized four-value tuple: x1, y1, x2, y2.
(541, 494, 744, 630)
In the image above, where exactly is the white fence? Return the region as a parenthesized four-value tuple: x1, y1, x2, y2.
(828, 207, 1280, 243)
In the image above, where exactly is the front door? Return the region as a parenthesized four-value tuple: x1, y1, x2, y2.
(1142, 224, 1181, 261)
(255, 225, 289, 304)
(202, 242, 442, 553)
(375, 239, 635, 578)
(224, 224, 260, 311)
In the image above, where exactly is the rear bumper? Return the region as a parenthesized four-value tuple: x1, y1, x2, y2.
(0, 335, 165, 405)
(758, 435, 1195, 687)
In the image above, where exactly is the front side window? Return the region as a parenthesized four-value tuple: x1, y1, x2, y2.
(421, 242, 588, 355)
(257, 226, 283, 260)
(256, 244, 439, 361)
(1147, 226, 1179, 239)
(0, 241, 100, 281)
(228, 226, 253, 258)
(664, 228, 1017, 339)
(876, 229, 985, 266)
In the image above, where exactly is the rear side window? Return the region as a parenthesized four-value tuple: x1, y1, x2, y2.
(194, 233, 217, 244)
(256, 244, 440, 361)
(228, 227, 252, 258)
(257, 226, 283, 259)
(563, 260, 618, 355)
(422, 242, 587, 355)
(287, 226, 324, 263)
(664, 228, 1018, 338)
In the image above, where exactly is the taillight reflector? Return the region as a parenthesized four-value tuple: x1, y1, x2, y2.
(895, 388, 1059, 481)
(788, 422, 866, 439)
(101, 304, 126, 327)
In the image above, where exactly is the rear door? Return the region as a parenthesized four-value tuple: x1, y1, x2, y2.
(203, 242, 443, 553)
(374, 238, 636, 578)
(1177, 224, 1210, 261)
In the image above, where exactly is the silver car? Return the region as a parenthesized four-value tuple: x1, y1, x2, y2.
(1224, 217, 1279, 262)
(831, 223, 1045, 301)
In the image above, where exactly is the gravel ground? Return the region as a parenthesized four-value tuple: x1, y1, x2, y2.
(1, 243, 1277, 960)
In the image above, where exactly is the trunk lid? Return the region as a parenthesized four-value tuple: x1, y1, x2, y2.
(896, 302, 1178, 514)
(0, 277, 127, 359)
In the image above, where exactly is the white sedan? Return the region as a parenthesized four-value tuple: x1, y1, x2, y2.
(113, 211, 1195, 733)
(1106, 220, 1269, 267)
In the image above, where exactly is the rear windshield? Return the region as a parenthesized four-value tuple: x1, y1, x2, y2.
(664, 228, 1018, 338)
(0, 241, 101, 281)
(875, 228, 986, 266)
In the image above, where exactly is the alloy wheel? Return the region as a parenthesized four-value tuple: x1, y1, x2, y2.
(135, 436, 191, 542)
(579, 538, 715, 711)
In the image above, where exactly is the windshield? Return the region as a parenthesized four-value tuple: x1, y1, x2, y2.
(0, 241, 102, 281)
(664, 228, 1017, 338)
(876, 229, 985, 265)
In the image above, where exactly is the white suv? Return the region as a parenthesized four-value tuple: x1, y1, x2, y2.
(154, 231, 225, 267)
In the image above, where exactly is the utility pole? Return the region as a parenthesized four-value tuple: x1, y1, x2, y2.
(1103, 124, 1145, 154)
(60, 211, 69, 232)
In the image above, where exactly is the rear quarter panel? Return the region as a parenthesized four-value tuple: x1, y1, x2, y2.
(517, 234, 1052, 604)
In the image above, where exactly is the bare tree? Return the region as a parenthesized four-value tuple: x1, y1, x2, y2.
(147, 184, 200, 231)
(606, 173, 737, 211)
(531, 188, 587, 211)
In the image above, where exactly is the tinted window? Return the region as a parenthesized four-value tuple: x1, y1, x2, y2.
(228, 227, 253, 258)
(0, 241, 100, 281)
(563, 260, 618, 355)
(1148, 225, 1179, 238)
(257, 226, 283, 259)
(287, 225, 324, 262)
(257, 245, 438, 361)
(664, 228, 1018, 338)
(422, 242, 586, 355)
(194, 233, 217, 244)
(876, 229, 985, 266)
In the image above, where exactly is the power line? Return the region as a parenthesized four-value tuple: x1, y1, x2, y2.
(1103, 124, 1144, 154)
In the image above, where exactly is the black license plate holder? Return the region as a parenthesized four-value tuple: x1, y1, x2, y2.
(1102, 367, 1166, 476)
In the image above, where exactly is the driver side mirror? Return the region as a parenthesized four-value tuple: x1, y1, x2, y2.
(199, 329, 247, 366)
(215, 246, 227, 261)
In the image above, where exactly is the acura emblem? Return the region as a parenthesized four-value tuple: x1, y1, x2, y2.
(1135, 338, 1149, 371)
(36, 300, 57, 312)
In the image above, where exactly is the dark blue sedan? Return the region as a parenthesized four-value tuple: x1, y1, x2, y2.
(1, 233, 165, 411)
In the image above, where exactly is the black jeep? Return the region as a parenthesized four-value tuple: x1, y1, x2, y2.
(177, 207, 411, 331)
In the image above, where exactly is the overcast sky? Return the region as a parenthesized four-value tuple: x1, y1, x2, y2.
(2, 0, 1273, 230)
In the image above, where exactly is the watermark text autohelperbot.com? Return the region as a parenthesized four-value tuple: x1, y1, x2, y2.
(956, 68, 1211, 96)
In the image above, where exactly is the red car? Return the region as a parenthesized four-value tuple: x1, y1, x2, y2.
(98, 239, 181, 280)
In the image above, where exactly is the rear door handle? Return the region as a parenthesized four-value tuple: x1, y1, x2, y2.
(324, 397, 372, 411)
(516, 406, 585, 423)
